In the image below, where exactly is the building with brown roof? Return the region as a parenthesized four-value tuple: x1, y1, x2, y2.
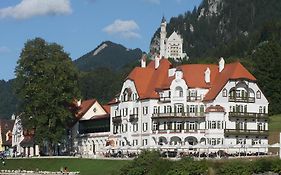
(71, 99, 110, 157)
(0, 119, 15, 156)
(109, 56, 269, 154)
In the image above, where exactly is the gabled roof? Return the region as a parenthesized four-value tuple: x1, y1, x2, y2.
(203, 62, 256, 101)
(75, 99, 97, 120)
(124, 58, 256, 102)
(127, 59, 172, 99)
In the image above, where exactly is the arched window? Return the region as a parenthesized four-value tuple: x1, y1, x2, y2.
(256, 90, 261, 99)
(222, 88, 227, 97)
(175, 86, 183, 97)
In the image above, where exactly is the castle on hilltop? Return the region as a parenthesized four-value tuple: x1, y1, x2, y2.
(158, 17, 187, 61)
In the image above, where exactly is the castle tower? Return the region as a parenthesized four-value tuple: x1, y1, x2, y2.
(160, 16, 167, 58)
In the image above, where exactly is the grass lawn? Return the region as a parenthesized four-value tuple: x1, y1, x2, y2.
(0, 158, 129, 175)
(268, 114, 281, 153)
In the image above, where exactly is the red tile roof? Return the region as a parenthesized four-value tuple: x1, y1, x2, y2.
(206, 105, 225, 113)
(102, 105, 111, 114)
(125, 59, 256, 101)
(75, 99, 96, 120)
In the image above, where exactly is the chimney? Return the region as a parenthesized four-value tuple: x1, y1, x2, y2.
(141, 54, 146, 68)
(205, 67, 211, 83)
(219, 57, 225, 72)
(155, 55, 161, 69)
(77, 99, 82, 107)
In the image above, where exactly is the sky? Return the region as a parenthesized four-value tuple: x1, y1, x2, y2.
(0, 0, 202, 80)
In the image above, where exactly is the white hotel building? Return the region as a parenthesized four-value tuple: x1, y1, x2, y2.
(109, 57, 269, 153)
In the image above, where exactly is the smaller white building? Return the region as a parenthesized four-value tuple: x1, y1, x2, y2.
(160, 17, 187, 61)
(71, 99, 111, 157)
(11, 115, 39, 157)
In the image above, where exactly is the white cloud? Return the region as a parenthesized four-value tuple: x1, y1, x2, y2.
(0, 0, 72, 20)
(103, 19, 141, 39)
(143, 0, 160, 4)
(0, 46, 10, 54)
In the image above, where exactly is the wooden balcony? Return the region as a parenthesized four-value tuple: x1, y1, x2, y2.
(129, 114, 138, 122)
(112, 116, 121, 123)
(229, 112, 268, 119)
(152, 112, 205, 119)
(228, 96, 255, 103)
(224, 129, 269, 136)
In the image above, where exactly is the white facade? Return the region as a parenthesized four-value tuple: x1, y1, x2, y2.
(159, 17, 187, 61)
(72, 100, 110, 157)
(11, 116, 39, 157)
(110, 58, 269, 154)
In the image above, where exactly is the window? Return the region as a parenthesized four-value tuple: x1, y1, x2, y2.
(142, 139, 148, 146)
(252, 139, 261, 145)
(176, 104, 184, 113)
(175, 86, 183, 97)
(164, 122, 167, 130)
(189, 105, 195, 113)
(153, 106, 158, 114)
(153, 122, 158, 131)
(143, 106, 148, 115)
(133, 139, 138, 146)
(256, 91, 261, 99)
(189, 122, 195, 130)
(236, 138, 246, 145)
(143, 123, 148, 131)
(176, 122, 182, 130)
(222, 89, 227, 97)
(167, 106, 172, 113)
(133, 123, 138, 132)
(211, 121, 216, 129)
(259, 106, 263, 113)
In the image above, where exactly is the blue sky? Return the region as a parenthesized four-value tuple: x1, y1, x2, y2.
(0, 0, 201, 80)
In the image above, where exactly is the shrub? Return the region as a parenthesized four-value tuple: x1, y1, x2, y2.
(166, 157, 208, 175)
(217, 160, 253, 175)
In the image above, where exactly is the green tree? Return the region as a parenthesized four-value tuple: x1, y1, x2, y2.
(252, 41, 281, 115)
(15, 38, 80, 155)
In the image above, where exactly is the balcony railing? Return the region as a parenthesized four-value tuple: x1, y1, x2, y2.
(112, 116, 121, 123)
(228, 96, 255, 103)
(129, 114, 138, 122)
(224, 129, 268, 136)
(152, 129, 205, 134)
(159, 97, 171, 102)
(152, 112, 205, 119)
(187, 96, 202, 102)
(229, 112, 268, 119)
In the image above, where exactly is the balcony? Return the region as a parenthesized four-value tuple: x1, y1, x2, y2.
(112, 116, 121, 123)
(229, 112, 268, 119)
(229, 96, 255, 103)
(152, 129, 205, 134)
(152, 112, 205, 119)
(224, 129, 269, 136)
(187, 96, 202, 102)
(129, 114, 138, 122)
(159, 97, 171, 103)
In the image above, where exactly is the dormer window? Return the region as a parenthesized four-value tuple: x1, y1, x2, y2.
(256, 91, 261, 99)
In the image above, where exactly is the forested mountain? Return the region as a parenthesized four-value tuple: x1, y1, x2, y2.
(0, 80, 18, 119)
(74, 41, 143, 71)
(1, 0, 281, 118)
(151, 0, 281, 59)
(0, 41, 142, 118)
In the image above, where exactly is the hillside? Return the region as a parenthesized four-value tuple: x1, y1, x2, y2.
(150, 0, 281, 59)
(0, 79, 18, 119)
(74, 41, 143, 71)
